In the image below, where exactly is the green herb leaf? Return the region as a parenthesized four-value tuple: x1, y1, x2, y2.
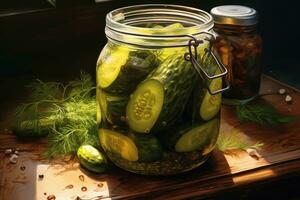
(13, 71, 99, 158)
(236, 104, 294, 126)
(217, 129, 264, 152)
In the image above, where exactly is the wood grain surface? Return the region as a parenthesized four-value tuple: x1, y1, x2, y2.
(0, 75, 300, 200)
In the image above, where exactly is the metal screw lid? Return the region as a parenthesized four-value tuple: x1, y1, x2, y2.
(210, 5, 258, 26)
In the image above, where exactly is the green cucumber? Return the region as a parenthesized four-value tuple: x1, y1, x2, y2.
(99, 129, 163, 162)
(99, 128, 139, 161)
(200, 76, 222, 121)
(190, 56, 222, 122)
(77, 145, 107, 173)
(164, 23, 184, 29)
(13, 117, 54, 138)
(97, 89, 129, 126)
(158, 23, 185, 60)
(96, 101, 101, 124)
(158, 46, 186, 61)
(126, 80, 164, 133)
(97, 46, 129, 89)
(126, 55, 197, 133)
(128, 133, 163, 162)
(98, 89, 126, 129)
(166, 119, 219, 152)
(97, 46, 159, 95)
(97, 89, 107, 124)
(153, 24, 164, 28)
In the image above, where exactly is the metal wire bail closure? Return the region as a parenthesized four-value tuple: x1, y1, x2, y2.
(184, 32, 230, 95)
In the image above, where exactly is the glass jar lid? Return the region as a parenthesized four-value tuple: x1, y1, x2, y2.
(210, 5, 258, 26)
(105, 4, 214, 47)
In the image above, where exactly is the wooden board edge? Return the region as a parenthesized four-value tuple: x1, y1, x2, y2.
(263, 74, 300, 93)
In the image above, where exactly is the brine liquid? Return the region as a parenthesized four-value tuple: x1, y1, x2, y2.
(96, 41, 221, 175)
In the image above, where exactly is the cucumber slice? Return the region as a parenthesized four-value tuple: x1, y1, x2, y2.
(126, 79, 164, 133)
(164, 23, 184, 29)
(153, 24, 164, 28)
(175, 119, 218, 152)
(200, 77, 222, 121)
(157, 23, 186, 60)
(97, 47, 130, 88)
(98, 48, 159, 95)
(96, 101, 101, 124)
(127, 55, 197, 133)
(97, 89, 108, 123)
(99, 128, 139, 161)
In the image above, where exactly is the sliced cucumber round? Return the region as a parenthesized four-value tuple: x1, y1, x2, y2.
(126, 79, 164, 133)
(200, 77, 222, 121)
(97, 89, 108, 122)
(175, 119, 218, 152)
(97, 47, 129, 88)
(96, 101, 101, 124)
(99, 128, 139, 161)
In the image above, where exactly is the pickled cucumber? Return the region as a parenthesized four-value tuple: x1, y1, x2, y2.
(158, 23, 185, 60)
(77, 145, 107, 173)
(200, 77, 222, 121)
(97, 46, 129, 88)
(126, 55, 197, 133)
(164, 23, 184, 29)
(129, 133, 163, 162)
(13, 117, 53, 138)
(96, 101, 101, 124)
(99, 129, 163, 162)
(100, 128, 139, 161)
(126, 80, 164, 133)
(97, 46, 159, 95)
(97, 90, 129, 126)
(167, 119, 219, 152)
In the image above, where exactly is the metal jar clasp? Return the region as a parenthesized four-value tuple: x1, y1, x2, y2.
(184, 33, 230, 95)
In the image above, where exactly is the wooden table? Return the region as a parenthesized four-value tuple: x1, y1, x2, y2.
(1, 75, 300, 200)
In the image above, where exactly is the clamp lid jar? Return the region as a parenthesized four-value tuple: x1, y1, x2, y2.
(97, 4, 228, 175)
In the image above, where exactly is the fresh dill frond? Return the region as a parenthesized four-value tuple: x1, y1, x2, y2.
(27, 79, 63, 101)
(217, 129, 264, 152)
(44, 115, 99, 158)
(13, 71, 99, 157)
(13, 101, 64, 137)
(67, 71, 96, 100)
(236, 104, 294, 126)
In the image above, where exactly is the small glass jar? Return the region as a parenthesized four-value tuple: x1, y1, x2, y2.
(96, 4, 228, 175)
(211, 5, 262, 105)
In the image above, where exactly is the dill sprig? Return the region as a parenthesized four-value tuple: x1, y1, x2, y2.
(13, 71, 99, 158)
(236, 104, 294, 126)
(217, 129, 264, 152)
(44, 101, 99, 158)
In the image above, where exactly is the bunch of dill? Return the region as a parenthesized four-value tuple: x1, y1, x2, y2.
(236, 104, 295, 126)
(13, 71, 99, 158)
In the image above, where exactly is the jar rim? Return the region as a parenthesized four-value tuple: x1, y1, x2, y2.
(105, 4, 214, 47)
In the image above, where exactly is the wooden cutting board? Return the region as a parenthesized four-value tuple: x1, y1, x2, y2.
(1, 75, 300, 200)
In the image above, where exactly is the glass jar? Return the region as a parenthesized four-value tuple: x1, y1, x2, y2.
(96, 4, 228, 175)
(211, 5, 262, 105)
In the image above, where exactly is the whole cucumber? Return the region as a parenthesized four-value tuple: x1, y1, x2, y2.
(77, 145, 107, 173)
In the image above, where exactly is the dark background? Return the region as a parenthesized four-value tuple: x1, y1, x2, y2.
(0, 0, 299, 88)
